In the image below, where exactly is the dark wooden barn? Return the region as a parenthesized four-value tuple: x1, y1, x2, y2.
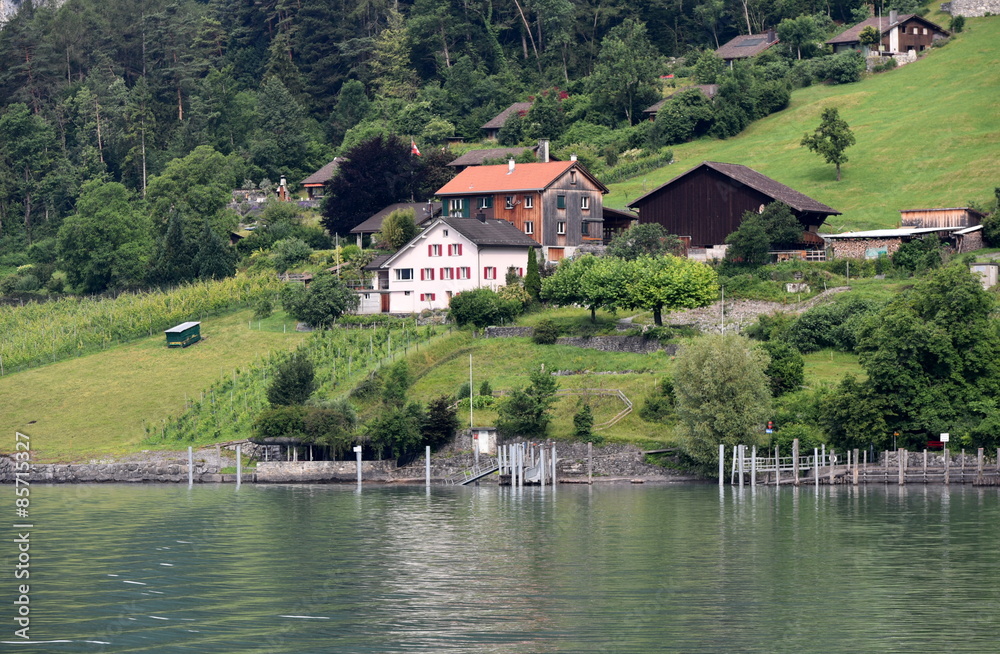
(626, 161, 841, 249)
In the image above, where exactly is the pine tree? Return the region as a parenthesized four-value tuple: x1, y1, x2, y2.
(524, 248, 542, 301)
(267, 352, 317, 406)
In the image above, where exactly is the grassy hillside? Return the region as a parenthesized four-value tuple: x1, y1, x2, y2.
(0, 310, 307, 462)
(606, 15, 1000, 232)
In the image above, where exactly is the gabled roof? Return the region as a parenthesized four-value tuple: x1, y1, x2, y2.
(824, 226, 959, 239)
(449, 146, 545, 167)
(300, 158, 344, 186)
(643, 85, 720, 115)
(376, 216, 537, 269)
(436, 161, 609, 196)
(349, 202, 442, 234)
(628, 161, 841, 216)
(825, 14, 948, 44)
(715, 32, 779, 60)
(481, 102, 533, 130)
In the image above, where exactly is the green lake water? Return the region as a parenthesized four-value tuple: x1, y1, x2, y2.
(4, 483, 1000, 653)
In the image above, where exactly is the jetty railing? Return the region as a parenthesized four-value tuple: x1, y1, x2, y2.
(721, 440, 1000, 486)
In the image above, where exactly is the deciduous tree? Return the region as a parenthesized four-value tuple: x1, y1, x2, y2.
(801, 107, 856, 181)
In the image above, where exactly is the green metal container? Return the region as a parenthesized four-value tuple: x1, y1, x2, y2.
(165, 321, 201, 348)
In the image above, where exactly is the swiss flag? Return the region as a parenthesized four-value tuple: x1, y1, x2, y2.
(411, 140, 421, 156)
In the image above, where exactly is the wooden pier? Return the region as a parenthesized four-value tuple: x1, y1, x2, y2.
(446, 442, 558, 487)
(720, 440, 1000, 486)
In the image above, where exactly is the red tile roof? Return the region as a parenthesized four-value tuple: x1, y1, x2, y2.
(435, 161, 608, 195)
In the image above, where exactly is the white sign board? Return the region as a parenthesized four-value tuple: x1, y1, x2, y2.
(353, 446, 363, 453)
(940, 433, 950, 443)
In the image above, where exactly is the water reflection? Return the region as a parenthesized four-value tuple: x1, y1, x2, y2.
(9, 483, 1000, 652)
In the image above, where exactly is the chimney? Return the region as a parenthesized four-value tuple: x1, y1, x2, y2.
(537, 139, 550, 163)
(889, 9, 898, 24)
(508, 158, 515, 174)
(767, 27, 776, 42)
(476, 212, 487, 223)
(570, 154, 578, 162)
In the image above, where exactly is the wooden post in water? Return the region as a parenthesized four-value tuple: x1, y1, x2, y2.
(923, 450, 928, 484)
(540, 446, 547, 487)
(884, 451, 890, 484)
(853, 449, 859, 486)
(977, 447, 984, 485)
(814, 448, 819, 488)
(830, 449, 836, 485)
(236, 444, 242, 487)
(355, 446, 363, 486)
(719, 443, 724, 486)
(426, 445, 431, 487)
(738, 445, 745, 487)
(775, 445, 780, 486)
(589, 442, 594, 485)
(751, 446, 757, 488)
(898, 448, 905, 486)
(793, 438, 800, 486)
(961, 448, 966, 483)
(551, 444, 557, 487)
(944, 448, 950, 485)
(188, 446, 193, 487)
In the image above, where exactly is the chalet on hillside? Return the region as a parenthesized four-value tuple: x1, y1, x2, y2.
(642, 85, 719, 121)
(348, 202, 442, 247)
(826, 11, 949, 54)
(481, 102, 533, 140)
(627, 161, 840, 256)
(435, 159, 608, 262)
(355, 215, 538, 314)
(715, 30, 779, 64)
(299, 158, 344, 201)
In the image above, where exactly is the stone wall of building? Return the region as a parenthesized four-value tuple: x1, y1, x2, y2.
(829, 238, 903, 260)
(943, 0, 1000, 16)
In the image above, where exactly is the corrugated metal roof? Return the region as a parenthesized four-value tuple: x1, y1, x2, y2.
(823, 226, 960, 239)
(165, 321, 200, 333)
(436, 161, 608, 195)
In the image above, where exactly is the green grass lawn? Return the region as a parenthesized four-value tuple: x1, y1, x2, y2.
(802, 349, 864, 386)
(605, 15, 1000, 232)
(0, 309, 307, 462)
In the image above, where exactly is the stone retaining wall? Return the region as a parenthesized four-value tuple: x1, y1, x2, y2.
(0, 458, 227, 483)
(555, 336, 677, 354)
(484, 326, 534, 338)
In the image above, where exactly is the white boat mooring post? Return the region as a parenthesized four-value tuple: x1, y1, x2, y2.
(188, 446, 193, 487)
(354, 445, 363, 487)
(236, 444, 242, 487)
(425, 445, 431, 487)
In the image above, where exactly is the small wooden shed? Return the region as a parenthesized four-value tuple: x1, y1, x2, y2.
(165, 321, 201, 348)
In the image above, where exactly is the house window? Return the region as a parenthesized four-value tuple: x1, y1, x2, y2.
(448, 243, 463, 256)
(420, 293, 436, 302)
(922, 27, 927, 34)
(524, 195, 534, 209)
(443, 229, 449, 236)
(557, 221, 566, 235)
(441, 267, 454, 280)
(484, 267, 497, 280)
(420, 268, 435, 280)
(524, 221, 534, 235)
(404, 291, 412, 296)
(581, 196, 590, 210)
(458, 267, 471, 279)
(557, 195, 566, 209)
(396, 268, 413, 281)
(478, 196, 492, 209)
(570, 170, 577, 185)
(428, 244, 442, 257)
(581, 222, 590, 236)
(448, 199, 463, 216)
(505, 195, 515, 209)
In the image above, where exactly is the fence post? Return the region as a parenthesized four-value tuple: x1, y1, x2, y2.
(793, 438, 800, 486)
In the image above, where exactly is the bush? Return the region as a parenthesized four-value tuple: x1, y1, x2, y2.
(639, 377, 675, 424)
(533, 319, 561, 345)
(814, 51, 865, 85)
(949, 15, 964, 33)
(573, 403, 594, 439)
(253, 297, 274, 320)
(449, 287, 521, 329)
(271, 238, 313, 272)
(254, 405, 307, 439)
(892, 236, 944, 273)
(782, 297, 884, 353)
(267, 351, 316, 405)
(870, 57, 898, 74)
(759, 340, 804, 396)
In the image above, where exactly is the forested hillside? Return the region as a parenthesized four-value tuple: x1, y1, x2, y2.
(0, 0, 948, 285)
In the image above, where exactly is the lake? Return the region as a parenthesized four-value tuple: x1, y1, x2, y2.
(5, 483, 1000, 653)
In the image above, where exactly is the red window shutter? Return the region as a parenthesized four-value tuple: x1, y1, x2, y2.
(429, 269, 434, 280)
(450, 268, 455, 278)
(519, 268, 524, 276)
(420, 269, 425, 280)
(428, 244, 432, 256)
(458, 244, 463, 256)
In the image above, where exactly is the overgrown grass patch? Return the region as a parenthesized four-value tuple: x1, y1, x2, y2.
(0, 310, 307, 462)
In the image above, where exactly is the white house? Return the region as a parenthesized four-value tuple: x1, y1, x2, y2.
(355, 215, 538, 314)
